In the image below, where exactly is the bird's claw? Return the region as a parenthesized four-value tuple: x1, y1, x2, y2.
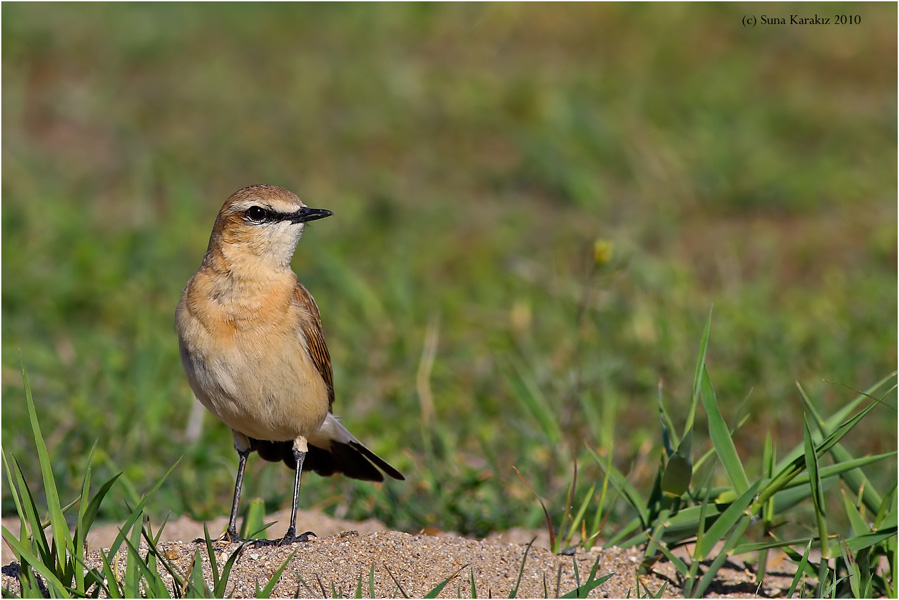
(279, 529, 316, 546)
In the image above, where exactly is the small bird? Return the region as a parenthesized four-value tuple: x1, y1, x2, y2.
(176, 184, 403, 544)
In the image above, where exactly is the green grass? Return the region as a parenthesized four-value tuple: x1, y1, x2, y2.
(2, 2, 896, 592)
(3, 380, 614, 597)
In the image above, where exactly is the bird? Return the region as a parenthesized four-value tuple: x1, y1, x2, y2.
(175, 184, 404, 545)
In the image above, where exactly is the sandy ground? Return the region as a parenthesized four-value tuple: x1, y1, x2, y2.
(2, 511, 805, 598)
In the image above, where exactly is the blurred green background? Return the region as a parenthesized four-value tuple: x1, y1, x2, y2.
(2, 3, 896, 538)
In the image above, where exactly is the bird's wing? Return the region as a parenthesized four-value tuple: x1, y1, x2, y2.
(294, 281, 335, 410)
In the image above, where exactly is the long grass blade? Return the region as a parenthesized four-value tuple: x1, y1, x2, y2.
(693, 514, 751, 597)
(139, 518, 172, 599)
(106, 457, 182, 561)
(5, 455, 52, 566)
(97, 543, 124, 599)
(508, 537, 535, 598)
(116, 525, 174, 599)
(732, 537, 822, 554)
(687, 306, 713, 432)
(353, 569, 363, 599)
(874, 484, 897, 531)
(586, 445, 648, 527)
(257, 549, 297, 598)
(803, 416, 829, 559)
(1, 527, 71, 597)
(773, 376, 893, 475)
(384, 564, 410, 599)
(509, 357, 563, 445)
(185, 548, 208, 597)
(658, 382, 679, 455)
(697, 480, 761, 558)
(124, 515, 144, 596)
(565, 483, 595, 546)
(72, 445, 98, 594)
(424, 563, 469, 598)
(652, 541, 688, 577)
(778, 453, 895, 490)
(756, 398, 880, 510)
(560, 556, 613, 598)
(700, 367, 749, 495)
(786, 539, 813, 598)
(847, 526, 898, 554)
(1, 452, 28, 543)
(512, 466, 556, 551)
(841, 489, 872, 537)
(798, 381, 886, 511)
(21, 363, 74, 570)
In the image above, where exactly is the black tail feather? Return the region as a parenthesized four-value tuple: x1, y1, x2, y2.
(348, 441, 405, 481)
(248, 437, 404, 482)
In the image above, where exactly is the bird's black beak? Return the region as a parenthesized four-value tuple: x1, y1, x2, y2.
(287, 207, 333, 224)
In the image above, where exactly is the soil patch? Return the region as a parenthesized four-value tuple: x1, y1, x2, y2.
(1, 512, 805, 598)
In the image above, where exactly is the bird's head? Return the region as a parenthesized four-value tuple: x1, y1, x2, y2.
(206, 184, 332, 270)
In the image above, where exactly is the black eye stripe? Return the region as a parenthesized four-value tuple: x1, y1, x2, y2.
(244, 206, 270, 222)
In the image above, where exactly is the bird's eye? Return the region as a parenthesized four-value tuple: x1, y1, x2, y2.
(245, 206, 268, 222)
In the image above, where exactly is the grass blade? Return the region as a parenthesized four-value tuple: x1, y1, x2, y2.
(693, 514, 752, 597)
(560, 556, 613, 598)
(687, 306, 713, 432)
(661, 429, 693, 498)
(700, 367, 749, 495)
(353, 569, 364, 599)
(697, 480, 761, 558)
(186, 548, 209, 597)
(384, 564, 410, 599)
(116, 523, 174, 598)
(513, 466, 556, 551)
(732, 536, 822, 554)
(424, 563, 469, 598)
(124, 515, 144, 596)
(214, 543, 246, 598)
(509, 357, 563, 445)
(508, 537, 535, 598)
(756, 398, 880, 510)
(21, 363, 74, 570)
(242, 498, 268, 540)
(659, 382, 679, 455)
(6, 455, 52, 566)
(1, 526, 71, 597)
(106, 457, 182, 561)
(587, 445, 648, 527)
(803, 416, 829, 560)
(786, 539, 813, 598)
(257, 550, 297, 598)
(847, 526, 898, 554)
(202, 524, 220, 592)
(841, 489, 872, 537)
(798, 381, 886, 512)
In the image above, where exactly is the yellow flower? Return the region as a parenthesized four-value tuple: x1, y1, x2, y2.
(593, 239, 614, 266)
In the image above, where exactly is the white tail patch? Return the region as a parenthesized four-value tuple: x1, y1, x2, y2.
(308, 413, 357, 448)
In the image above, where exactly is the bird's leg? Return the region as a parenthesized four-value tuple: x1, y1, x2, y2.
(225, 447, 250, 542)
(280, 438, 314, 545)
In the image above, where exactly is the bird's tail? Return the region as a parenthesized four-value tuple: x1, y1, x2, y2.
(249, 414, 404, 482)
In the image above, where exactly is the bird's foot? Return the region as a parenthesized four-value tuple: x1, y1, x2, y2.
(243, 528, 314, 548)
(222, 528, 246, 544)
(278, 527, 316, 546)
